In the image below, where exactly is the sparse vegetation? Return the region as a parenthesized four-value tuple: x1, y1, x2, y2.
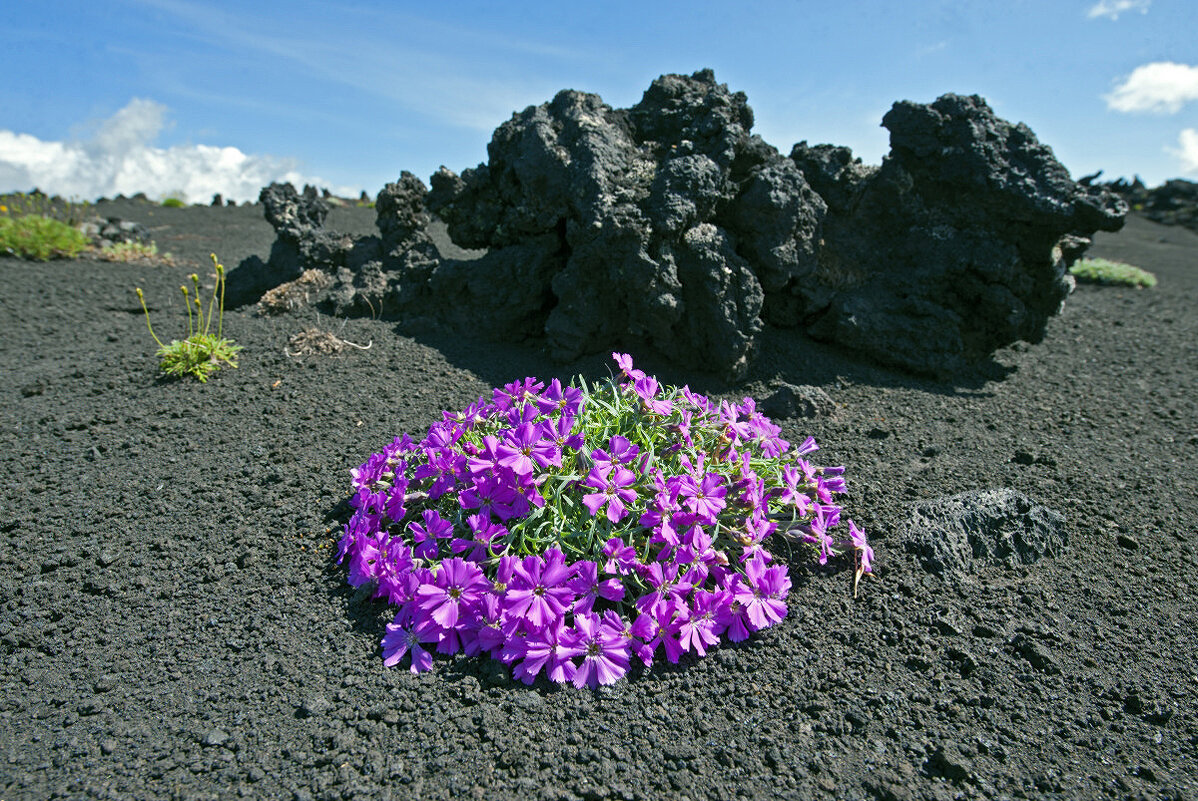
(1070, 257, 1158, 288)
(136, 253, 242, 382)
(0, 214, 90, 260)
(0, 192, 93, 260)
(92, 240, 175, 265)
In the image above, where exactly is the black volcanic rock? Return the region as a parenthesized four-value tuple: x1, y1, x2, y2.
(233, 74, 1128, 380)
(791, 94, 1127, 376)
(1105, 176, 1198, 232)
(427, 69, 820, 378)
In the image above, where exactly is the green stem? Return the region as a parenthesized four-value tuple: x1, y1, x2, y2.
(135, 288, 163, 348)
(181, 286, 193, 338)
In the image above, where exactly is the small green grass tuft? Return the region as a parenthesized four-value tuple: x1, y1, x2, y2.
(0, 214, 91, 260)
(1069, 257, 1157, 288)
(136, 253, 242, 382)
(161, 197, 186, 208)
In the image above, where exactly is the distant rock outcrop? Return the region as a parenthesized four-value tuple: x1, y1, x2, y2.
(1103, 176, 1198, 233)
(230, 70, 1127, 379)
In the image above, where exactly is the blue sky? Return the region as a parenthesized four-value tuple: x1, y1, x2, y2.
(2, 0, 1195, 202)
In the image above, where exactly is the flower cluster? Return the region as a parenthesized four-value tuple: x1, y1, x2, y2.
(338, 354, 873, 687)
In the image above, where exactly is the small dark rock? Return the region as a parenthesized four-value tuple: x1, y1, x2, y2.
(298, 694, 331, 718)
(1116, 533, 1140, 550)
(93, 674, 118, 693)
(924, 744, 972, 783)
(202, 729, 229, 747)
(1009, 633, 1061, 674)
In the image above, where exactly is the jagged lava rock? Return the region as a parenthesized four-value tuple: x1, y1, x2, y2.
(427, 69, 812, 378)
(790, 94, 1127, 376)
(234, 75, 1127, 380)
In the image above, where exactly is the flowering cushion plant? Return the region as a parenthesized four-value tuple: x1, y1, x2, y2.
(338, 353, 873, 687)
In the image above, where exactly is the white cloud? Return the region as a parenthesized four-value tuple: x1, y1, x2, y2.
(0, 98, 352, 203)
(1105, 62, 1198, 113)
(1170, 128, 1198, 175)
(1087, 0, 1150, 20)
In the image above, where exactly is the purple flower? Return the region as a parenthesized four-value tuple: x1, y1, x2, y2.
(336, 512, 372, 566)
(447, 396, 492, 429)
(536, 378, 583, 417)
(802, 508, 835, 566)
(451, 513, 507, 562)
(496, 423, 559, 476)
(679, 385, 712, 414)
(776, 464, 813, 515)
(503, 400, 541, 427)
(408, 509, 454, 561)
(677, 472, 727, 525)
(848, 519, 874, 597)
(635, 561, 695, 617)
(568, 560, 626, 613)
(602, 537, 639, 576)
(678, 588, 730, 657)
(581, 465, 638, 523)
(563, 611, 631, 688)
(414, 557, 491, 629)
(545, 414, 584, 452)
(633, 375, 673, 415)
(513, 618, 577, 685)
(412, 445, 463, 500)
(732, 553, 791, 631)
(722, 593, 753, 643)
(678, 524, 721, 568)
(381, 613, 438, 673)
(493, 377, 545, 411)
(350, 452, 388, 491)
(347, 531, 385, 587)
(746, 416, 789, 458)
(504, 549, 577, 630)
(848, 520, 873, 574)
(631, 600, 687, 664)
(612, 352, 645, 383)
(375, 538, 416, 604)
(383, 478, 410, 522)
(466, 435, 503, 477)
(345, 353, 866, 682)
(466, 593, 507, 656)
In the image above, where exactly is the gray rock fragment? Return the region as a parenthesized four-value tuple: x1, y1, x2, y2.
(898, 488, 1067, 580)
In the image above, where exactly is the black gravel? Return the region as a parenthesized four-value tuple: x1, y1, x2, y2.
(1, 202, 1196, 800)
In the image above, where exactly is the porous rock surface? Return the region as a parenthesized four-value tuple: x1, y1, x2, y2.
(232, 70, 1127, 378)
(896, 488, 1068, 582)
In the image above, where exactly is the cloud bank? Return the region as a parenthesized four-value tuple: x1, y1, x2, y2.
(0, 99, 352, 203)
(1171, 129, 1198, 175)
(1105, 62, 1198, 114)
(1087, 0, 1151, 20)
